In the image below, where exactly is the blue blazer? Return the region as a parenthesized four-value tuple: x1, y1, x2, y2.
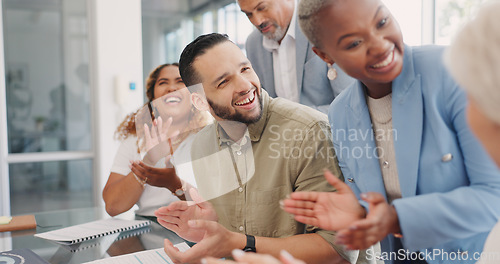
(329, 45, 500, 263)
(245, 21, 354, 113)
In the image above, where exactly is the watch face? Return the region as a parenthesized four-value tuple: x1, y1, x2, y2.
(243, 247, 256, 252)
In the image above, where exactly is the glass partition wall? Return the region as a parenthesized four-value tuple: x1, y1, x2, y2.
(143, 0, 488, 73)
(1, 0, 94, 215)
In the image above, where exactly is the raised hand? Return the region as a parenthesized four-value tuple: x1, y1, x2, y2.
(155, 188, 218, 243)
(282, 169, 366, 231)
(143, 116, 179, 165)
(163, 220, 243, 264)
(144, 116, 167, 149)
(336, 192, 400, 250)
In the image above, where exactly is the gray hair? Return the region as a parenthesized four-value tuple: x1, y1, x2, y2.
(444, 0, 500, 124)
(298, 0, 336, 48)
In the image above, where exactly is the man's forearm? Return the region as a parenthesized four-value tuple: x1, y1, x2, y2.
(234, 233, 348, 264)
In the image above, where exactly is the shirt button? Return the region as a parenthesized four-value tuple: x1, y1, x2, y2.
(347, 178, 355, 183)
(442, 153, 453, 162)
(383, 161, 389, 168)
(238, 187, 243, 192)
(239, 226, 244, 231)
(236, 150, 242, 156)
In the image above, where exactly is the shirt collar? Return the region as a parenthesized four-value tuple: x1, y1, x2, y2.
(288, 1, 297, 39)
(262, 0, 297, 52)
(217, 125, 250, 147)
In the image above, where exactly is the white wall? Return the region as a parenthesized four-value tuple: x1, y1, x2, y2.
(88, 0, 144, 206)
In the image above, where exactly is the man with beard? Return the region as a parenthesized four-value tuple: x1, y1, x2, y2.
(238, 0, 353, 113)
(154, 33, 371, 264)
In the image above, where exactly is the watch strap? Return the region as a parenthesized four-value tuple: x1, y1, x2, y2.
(243, 234, 256, 252)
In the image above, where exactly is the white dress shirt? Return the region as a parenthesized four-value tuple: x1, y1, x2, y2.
(262, 1, 299, 103)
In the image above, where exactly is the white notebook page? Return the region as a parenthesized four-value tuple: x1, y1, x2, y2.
(84, 242, 190, 264)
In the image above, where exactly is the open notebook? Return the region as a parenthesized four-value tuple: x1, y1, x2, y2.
(34, 218, 151, 245)
(65, 225, 152, 253)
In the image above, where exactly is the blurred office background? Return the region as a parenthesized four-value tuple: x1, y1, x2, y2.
(0, 0, 486, 216)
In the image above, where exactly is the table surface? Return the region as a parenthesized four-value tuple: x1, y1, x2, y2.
(0, 207, 187, 263)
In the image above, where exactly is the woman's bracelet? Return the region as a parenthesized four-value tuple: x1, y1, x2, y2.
(133, 173, 147, 188)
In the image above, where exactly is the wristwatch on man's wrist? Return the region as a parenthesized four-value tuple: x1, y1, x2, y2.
(243, 234, 256, 252)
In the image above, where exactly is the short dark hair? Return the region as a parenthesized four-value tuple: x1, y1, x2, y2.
(179, 33, 231, 87)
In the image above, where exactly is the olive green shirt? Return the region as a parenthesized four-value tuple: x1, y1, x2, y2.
(189, 90, 363, 263)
